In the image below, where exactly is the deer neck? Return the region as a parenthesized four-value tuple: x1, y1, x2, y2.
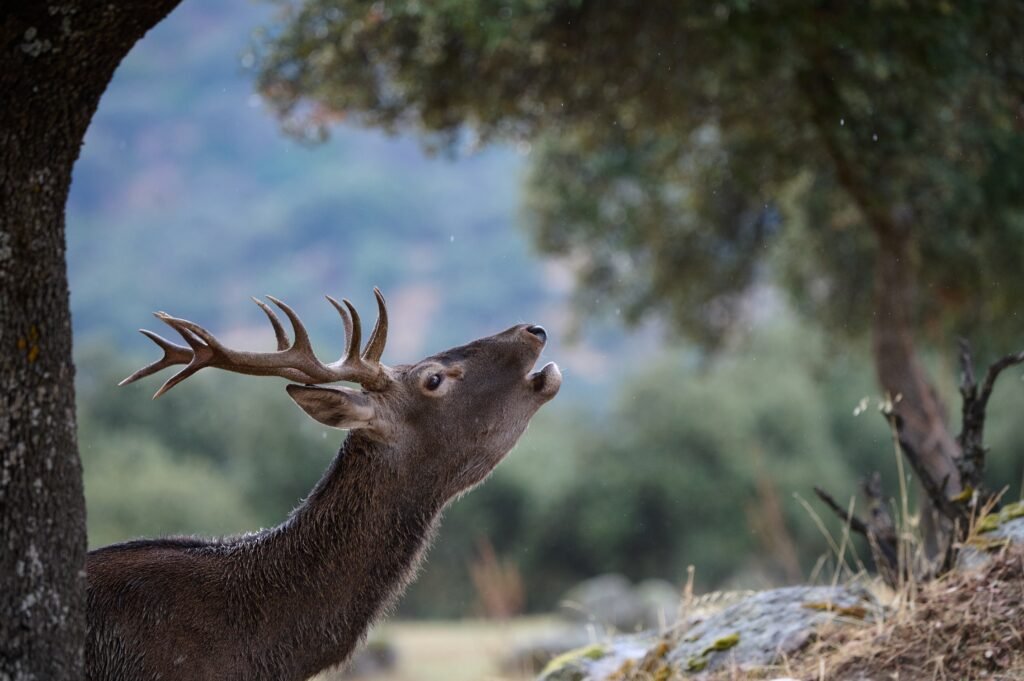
(249, 433, 444, 676)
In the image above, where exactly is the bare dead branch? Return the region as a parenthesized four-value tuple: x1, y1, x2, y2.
(813, 486, 871, 536)
(980, 349, 1024, 404)
(957, 337, 977, 400)
(859, 473, 901, 581)
(820, 342, 1022, 584)
(956, 339, 1024, 491)
(814, 482, 901, 584)
(886, 412, 965, 523)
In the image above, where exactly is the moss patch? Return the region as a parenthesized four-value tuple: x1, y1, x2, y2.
(978, 501, 1024, 534)
(540, 643, 607, 677)
(700, 633, 740, 656)
(965, 535, 1012, 552)
(679, 632, 741, 674)
(685, 656, 709, 672)
(802, 601, 869, 619)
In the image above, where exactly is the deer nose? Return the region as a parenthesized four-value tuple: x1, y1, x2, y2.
(525, 325, 547, 344)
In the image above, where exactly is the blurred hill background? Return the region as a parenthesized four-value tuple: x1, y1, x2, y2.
(69, 0, 1024, 620)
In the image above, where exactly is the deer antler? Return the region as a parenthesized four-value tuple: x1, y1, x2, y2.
(120, 288, 392, 398)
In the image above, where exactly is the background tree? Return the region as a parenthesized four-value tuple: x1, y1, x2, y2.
(259, 0, 1024, 519)
(2, 3, 181, 677)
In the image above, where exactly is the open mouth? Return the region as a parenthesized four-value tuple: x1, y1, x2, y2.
(529, 361, 562, 398)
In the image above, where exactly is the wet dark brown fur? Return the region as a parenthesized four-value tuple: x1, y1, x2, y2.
(86, 324, 561, 681)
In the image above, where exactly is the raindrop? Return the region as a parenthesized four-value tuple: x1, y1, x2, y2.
(840, 118, 845, 126)
(872, 133, 878, 141)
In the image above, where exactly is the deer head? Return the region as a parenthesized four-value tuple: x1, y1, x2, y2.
(120, 288, 561, 499)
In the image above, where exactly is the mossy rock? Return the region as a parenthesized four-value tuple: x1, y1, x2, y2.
(536, 636, 658, 681)
(538, 644, 607, 681)
(533, 586, 873, 679)
(665, 585, 875, 675)
(977, 501, 1024, 534)
(959, 515, 1024, 570)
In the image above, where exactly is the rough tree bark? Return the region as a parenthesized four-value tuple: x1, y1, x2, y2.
(1, 3, 180, 678)
(868, 224, 963, 561)
(870, 227, 962, 499)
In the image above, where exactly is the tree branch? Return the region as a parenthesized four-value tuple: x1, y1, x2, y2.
(814, 481, 900, 583)
(886, 412, 964, 523)
(956, 339, 1024, 491)
(813, 486, 870, 535)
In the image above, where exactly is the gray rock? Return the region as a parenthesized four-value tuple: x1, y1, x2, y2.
(667, 585, 873, 674)
(957, 514, 1024, 571)
(559, 574, 648, 631)
(537, 636, 657, 681)
(559, 574, 680, 631)
(538, 584, 874, 680)
(635, 579, 681, 628)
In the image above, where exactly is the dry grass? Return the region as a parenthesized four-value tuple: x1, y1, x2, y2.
(469, 537, 526, 619)
(787, 547, 1024, 681)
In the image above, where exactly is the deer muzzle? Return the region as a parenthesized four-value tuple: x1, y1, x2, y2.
(530, 361, 562, 399)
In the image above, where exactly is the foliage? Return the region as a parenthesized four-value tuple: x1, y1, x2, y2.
(258, 0, 1024, 349)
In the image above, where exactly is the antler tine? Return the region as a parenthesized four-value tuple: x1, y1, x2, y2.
(148, 312, 223, 399)
(325, 295, 354, 358)
(342, 299, 363, 365)
(362, 287, 388, 363)
(155, 312, 223, 352)
(152, 360, 207, 400)
(252, 297, 290, 351)
(118, 329, 193, 386)
(265, 296, 313, 353)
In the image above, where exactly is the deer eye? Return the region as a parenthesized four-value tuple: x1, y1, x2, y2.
(424, 373, 443, 391)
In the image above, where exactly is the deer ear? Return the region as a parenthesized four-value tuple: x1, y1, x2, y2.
(286, 385, 376, 430)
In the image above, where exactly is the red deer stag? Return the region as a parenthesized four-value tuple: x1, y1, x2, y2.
(86, 289, 561, 681)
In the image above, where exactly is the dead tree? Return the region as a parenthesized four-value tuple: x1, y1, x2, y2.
(816, 340, 1024, 583)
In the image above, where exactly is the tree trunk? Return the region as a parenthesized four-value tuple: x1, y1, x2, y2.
(1, 3, 180, 677)
(798, 68, 964, 550)
(871, 228, 962, 499)
(870, 226, 962, 556)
